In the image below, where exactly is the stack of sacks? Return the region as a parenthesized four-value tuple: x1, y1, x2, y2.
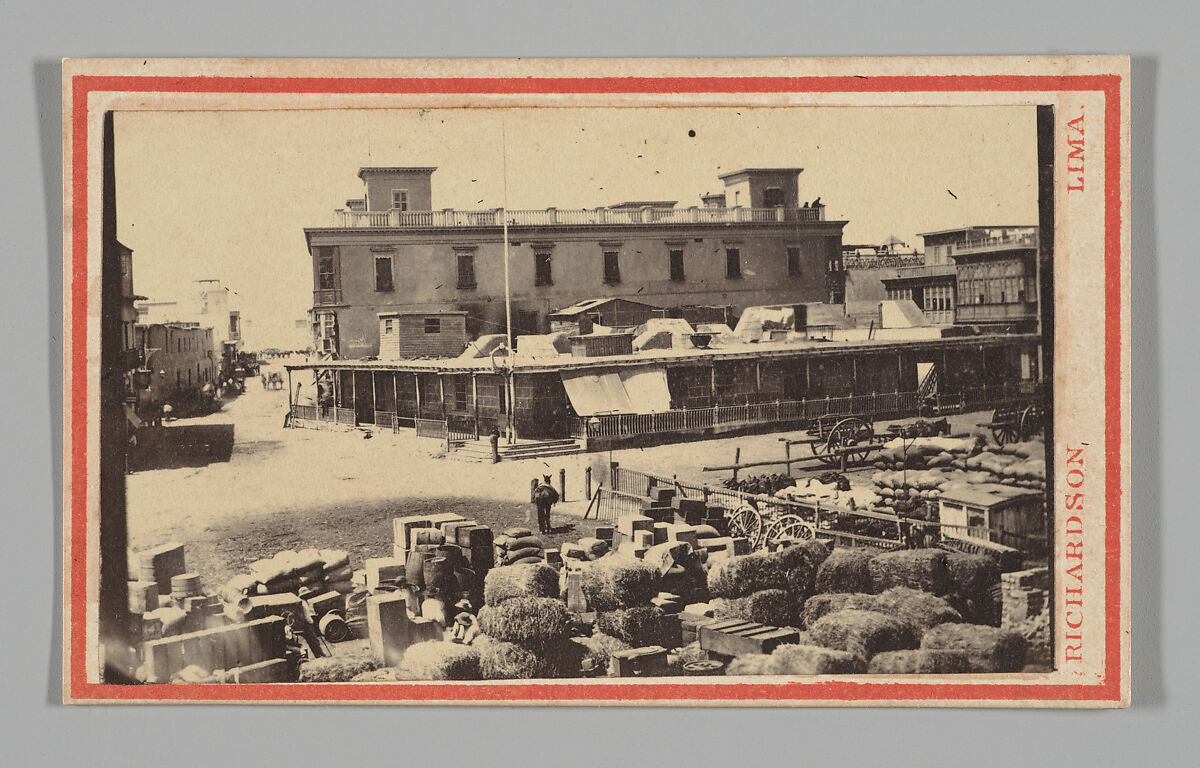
(475, 597, 579, 679)
(726, 643, 866, 676)
(960, 441, 1047, 490)
(494, 527, 545, 566)
(581, 557, 673, 649)
(800, 587, 961, 640)
(319, 550, 353, 594)
(706, 541, 827, 629)
(920, 623, 1028, 672)
(401, 640, 483, 680)
(814, 547, 876, 595)
(867, 549, 953, 596)
(807, 609, 920, 661)
(871, 435, 984, 472)
(870, 470, 948, 516)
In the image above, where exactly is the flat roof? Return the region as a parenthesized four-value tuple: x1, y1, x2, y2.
(608, 200, 678, 209)
(917, 225, 1037, 238)
(939, 482, 1042, 508)
(548, 297, 659, 317)
(717, 167, 805, 179)
(285, 332, 1040, 375)
(357, 167, 438, 179)
(378, 310, 468, 317)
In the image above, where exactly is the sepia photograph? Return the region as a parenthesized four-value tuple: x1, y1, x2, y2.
(62, 57, 1130, 705)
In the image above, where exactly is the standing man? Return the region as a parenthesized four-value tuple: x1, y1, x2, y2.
(531, 474, 560, 535)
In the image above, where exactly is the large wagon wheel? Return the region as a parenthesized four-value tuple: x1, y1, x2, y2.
(725, 504, 764, 548)
(765, 514, 816, 542)
(824, 417, 875, 467)
(991, 407, 1020, 446)
(1018, 405, 1044, 442)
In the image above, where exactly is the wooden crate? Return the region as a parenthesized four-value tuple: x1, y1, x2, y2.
(699, 619, 800, 658)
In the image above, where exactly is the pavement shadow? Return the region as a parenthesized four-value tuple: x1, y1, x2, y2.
(128, 424, 236, 471)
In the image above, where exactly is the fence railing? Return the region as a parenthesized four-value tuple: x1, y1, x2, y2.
(333, 205, 825, 229)
(414, 418, 447, 440)
(571, 384, 1037, 441)
(375, 410, 397, 430)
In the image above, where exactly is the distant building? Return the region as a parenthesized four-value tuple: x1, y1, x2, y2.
(880, 226, 1038, 329)
(136, 278, 243, 364)
(133, 322, 218, 410)
(304, 166, 848, 359)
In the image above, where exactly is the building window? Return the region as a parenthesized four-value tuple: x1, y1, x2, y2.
(669, 249, 685, 281)
(603, 251, 620, 284)
(384, 318, 394, 334)
(424, 317, 441, 334)
(787, 246, 802, 277)
(456, 251, 476, 289)
(498, 382, 507, 414)
(454, 384, 467, 412)
(391, 189, 409, 211)
(534, 252, 553, 286)
(726, 247, 742, 279)
(375, 255, 394, 292)
(763, 187, 784, 207)
(317, 246, 338, 291)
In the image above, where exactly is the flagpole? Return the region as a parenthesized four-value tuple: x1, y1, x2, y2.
(501, 121, 517, 443)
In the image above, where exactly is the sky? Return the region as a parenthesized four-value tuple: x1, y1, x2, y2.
(114, 106, 1037, 348)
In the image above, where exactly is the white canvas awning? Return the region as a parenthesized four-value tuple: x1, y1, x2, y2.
(561, 366, 671, 416)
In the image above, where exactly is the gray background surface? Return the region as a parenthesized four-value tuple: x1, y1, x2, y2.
(1, 1, 1190, 764)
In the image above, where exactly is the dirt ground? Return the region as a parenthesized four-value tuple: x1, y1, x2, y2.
(126, 365, 994, 590)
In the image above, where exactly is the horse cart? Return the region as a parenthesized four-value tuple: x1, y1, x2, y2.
(792, 415, 882, 468)
(978, 403, 1046, 446)
(723, 500, 818, 550)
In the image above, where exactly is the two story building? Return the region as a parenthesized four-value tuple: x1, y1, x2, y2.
(305, 166, 848, 359)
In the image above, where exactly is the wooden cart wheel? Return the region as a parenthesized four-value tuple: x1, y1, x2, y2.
(1018, 405, 1043, 442)
(725, 504, 764, 548)
(825, 417, 874, 466)
(765, 514, 815, 542)
(991, 407, 1019, 446)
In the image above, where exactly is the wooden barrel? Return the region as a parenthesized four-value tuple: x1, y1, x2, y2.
(405, 549, 430, 589)
(170, 572, 201, 599)
(434, 544, 466, 569)
(423, 557, 457, 597)
(318, 611, 350, 643)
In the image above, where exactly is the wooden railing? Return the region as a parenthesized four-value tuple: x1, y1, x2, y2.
(332, 205, 825, 229)
(571, 384, 1039, 441)
(415, 418, 447, 440)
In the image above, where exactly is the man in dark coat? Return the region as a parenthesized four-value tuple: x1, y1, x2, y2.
(532, 474, 560, 534)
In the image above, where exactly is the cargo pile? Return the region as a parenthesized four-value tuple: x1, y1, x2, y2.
(721, 473, 796, 495)
(871, 437, 1046, 492)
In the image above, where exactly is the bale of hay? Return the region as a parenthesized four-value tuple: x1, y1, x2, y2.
(945, 552, 1001, 624)
(809, 609, 919, 660)
(483, 563, 560, 606)
(712, 588, 804, 628)
(580, 556, 662, 610)
(572, 632, 631, 673)
(867, 649, 971, 674)
(814, 549, 876, 594)
(297, 654, 380, 683)
(867, 548, 953, 595)
(706, 551, 788, 599)
(595, 605, 668, 647)
(773, 544, 821, 598)
(869, 587, 962, 636)
(477, 597, 572, 645)
(920, 623, 1027, 673)
(768, 644, 866, 675)
(348, 666, 422, 682)
(402, 640, 482, 680)
(725, 654, 773, 676)
(475, 636, 579, 680)
(800, 592, 876, 629)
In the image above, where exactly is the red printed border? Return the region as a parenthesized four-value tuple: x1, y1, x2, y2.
(67, 72, 1125, 704)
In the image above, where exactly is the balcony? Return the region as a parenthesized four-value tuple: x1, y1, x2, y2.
(955, 301, 1037, 323)
(313, 288, 343, 306)
(953, 232, 1038, 256)
(329, 205, 826, 229)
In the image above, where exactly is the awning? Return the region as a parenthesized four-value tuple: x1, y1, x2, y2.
(561, 366, 671, 416)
